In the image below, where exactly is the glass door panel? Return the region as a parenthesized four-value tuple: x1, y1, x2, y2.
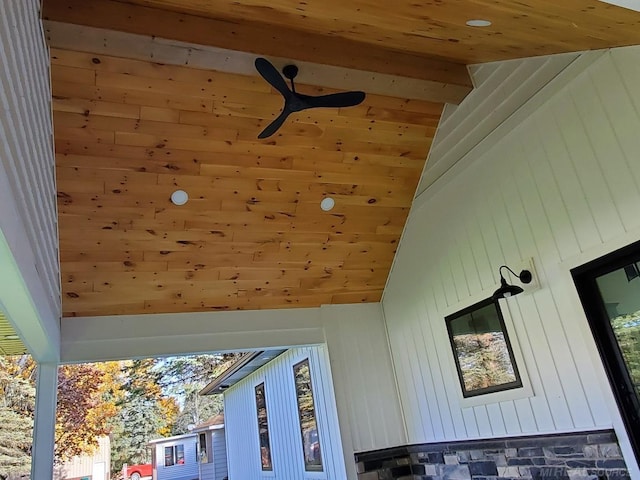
(572, 240, 640, 464)
(596, 266, 640, 401)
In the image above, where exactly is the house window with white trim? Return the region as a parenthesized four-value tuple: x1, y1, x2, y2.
(164, 444, 185, 466)
(255, 382, 273, 471)
(293, 359, 322, 472)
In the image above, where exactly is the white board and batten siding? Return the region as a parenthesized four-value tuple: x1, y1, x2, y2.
(0, 0, 60, 361)
(319, 302, 406, 474)
(383, 45, 640, 477)
(417, 52, 581, 195)
(224, 345, 347, 480)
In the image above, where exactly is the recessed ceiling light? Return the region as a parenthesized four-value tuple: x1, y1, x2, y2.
(3, 335, 19, 340)
(171, 190, 189, 206)
(466, 19, 492, 27)
(320, 197, 335, 211)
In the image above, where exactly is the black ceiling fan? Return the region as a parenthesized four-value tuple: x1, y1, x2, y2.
(254, 57, 366, 139)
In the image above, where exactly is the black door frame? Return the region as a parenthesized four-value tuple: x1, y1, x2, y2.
(572, 239, 640, 463)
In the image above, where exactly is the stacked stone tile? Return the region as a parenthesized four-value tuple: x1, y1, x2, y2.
(355, 430, 629, 480)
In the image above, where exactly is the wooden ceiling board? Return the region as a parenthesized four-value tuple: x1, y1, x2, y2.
(42, 0, 472, 91)
(44, 0, 640, 319)
(44, 0, 640, 67)
(52, 49, 440, 317)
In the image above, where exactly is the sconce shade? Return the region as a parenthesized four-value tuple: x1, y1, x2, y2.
(493, 265, 532, 300)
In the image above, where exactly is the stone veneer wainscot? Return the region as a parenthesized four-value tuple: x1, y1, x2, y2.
(354, 430, 629, 480)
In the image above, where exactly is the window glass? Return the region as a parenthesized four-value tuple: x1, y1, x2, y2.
(164, 444, 185, 466)
(164, 446, 174, 467)
(293, 359, 322, 472)
(255, 383, 273, 471)
(446, 298, 522, 397)
(199, 433, 208, 463)
(176, 444, 185, 464)
(596, 266, 640, 400)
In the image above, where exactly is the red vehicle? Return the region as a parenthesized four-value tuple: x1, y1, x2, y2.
(125, 463, 152, 480)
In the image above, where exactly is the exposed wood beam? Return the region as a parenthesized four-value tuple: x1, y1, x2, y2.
(42, 0, 472, 104)
(45, 21, 469, 103)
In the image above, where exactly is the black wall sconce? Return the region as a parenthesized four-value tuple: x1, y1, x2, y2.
(493, 265, 533, 300)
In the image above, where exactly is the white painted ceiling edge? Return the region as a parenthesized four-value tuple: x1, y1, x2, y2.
(59, 303, 382, 364)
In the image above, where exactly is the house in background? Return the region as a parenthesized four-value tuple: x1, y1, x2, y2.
(201, 347, 346, 480)
(4, 1, 640, 479)
(191, 415, 228, 480)
(149, 416, 227, 480)
(149, 433, 198, 480)
(55, 436, 110, 480)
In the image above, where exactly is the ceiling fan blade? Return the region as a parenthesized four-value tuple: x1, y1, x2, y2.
(258, 109, 291, 139)
(300, 91, 366, 109)
(255, 58, 291, 98)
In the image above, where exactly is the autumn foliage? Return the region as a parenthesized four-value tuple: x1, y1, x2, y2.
(56, 363, 115, 461)
(0, 353, 229, 477)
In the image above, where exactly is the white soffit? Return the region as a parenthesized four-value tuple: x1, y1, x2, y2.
(598, 0, 640, 12)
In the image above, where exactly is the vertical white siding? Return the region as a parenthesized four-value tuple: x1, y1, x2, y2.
(320, 304, 405, 457)
(0, 0, 60, 358)
(384, 46, 640, 472)
(417, 52, 581, 194)
(224, 346, 347, 480)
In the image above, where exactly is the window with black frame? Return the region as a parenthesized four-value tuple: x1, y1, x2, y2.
(254, 382, 273, 471)
(293, 359, 322, 472)
(445, 298, 522, 397)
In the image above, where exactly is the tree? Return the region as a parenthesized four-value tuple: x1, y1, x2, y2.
(172, 386, 223, 435)
(108, 360, 179, 473)
(0, 353, 233, 476)
(56, 363, 116, 462)
(110, 395, 165, 468)
(155, 353, 239, 435)
(0, 357, 35, 480)
(156, 354, 241, 390)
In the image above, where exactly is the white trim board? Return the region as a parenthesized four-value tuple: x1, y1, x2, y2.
(60, 307, 327, 363)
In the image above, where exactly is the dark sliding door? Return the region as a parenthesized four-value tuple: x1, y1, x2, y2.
(572, 240, 640, 463)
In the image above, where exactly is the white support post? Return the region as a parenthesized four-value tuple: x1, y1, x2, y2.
(31, 362, 58, 480)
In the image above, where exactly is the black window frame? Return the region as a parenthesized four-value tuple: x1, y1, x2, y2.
(254, 382, 273, 472)
(445, 297, 523, 398)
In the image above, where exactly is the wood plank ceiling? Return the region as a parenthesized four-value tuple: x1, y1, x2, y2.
(43, 0, 640, 317)
(52, 49, 440, 316)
